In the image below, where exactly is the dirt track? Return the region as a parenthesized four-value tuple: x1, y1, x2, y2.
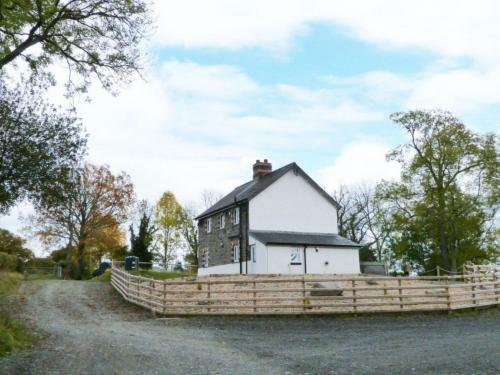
(0, 280, 499, 374)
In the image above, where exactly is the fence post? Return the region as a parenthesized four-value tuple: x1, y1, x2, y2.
(207, 280, 211, 313)
(445, 285, 451, 310)
(398, 279, 403, 309)
(127, 272, 131, 301)
(150, 280, 154, 314)
(136, 276, 140, 304)
(472, 282, 476, 308)
(302, 276, 306, 312)
(352, 280, 357, 313)
(437, 266, 440, 278)
(163, 281, 167, 315)
(494, 270, 499, 304)
(253, 281, 257, 313)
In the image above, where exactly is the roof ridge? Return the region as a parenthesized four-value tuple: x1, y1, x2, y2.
(195, 161, 339, 220)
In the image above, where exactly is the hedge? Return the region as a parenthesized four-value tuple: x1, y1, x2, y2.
(0, 253, 18, 272)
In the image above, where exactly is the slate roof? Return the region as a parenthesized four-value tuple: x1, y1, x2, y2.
(249, 230, 362, 248)
(195, 162, 340, 220)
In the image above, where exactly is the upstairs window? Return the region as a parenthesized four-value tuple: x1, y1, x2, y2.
(250, 244, 256, 263)
(233, 207, 240, 225)
(206, 217, 212, 233)
(233, 244, 240, 263)
(219, 213, 225, 229)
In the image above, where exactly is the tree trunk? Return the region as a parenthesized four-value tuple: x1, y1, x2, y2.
(436, 188, 450, 270)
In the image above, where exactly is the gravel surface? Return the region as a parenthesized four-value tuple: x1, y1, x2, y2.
(0, 280, 499, 374)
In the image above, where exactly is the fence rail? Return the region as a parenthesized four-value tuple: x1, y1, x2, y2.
(110, 264, 499, 316)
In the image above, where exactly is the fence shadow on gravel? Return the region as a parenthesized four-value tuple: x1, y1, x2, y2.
(110, 262, 499, 316)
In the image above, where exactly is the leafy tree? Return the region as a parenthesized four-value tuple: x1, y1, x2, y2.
(29, 163, 134, 279)
(110, 245, 129, 261)
(383, 110, 498, 272)
(155, 191, 183, 268)
(180, 206, 198, 267)
(0, 0, 151, 92)
(129, 200, 156, 267)
(0, 82, 86, 213)
(0, 228, 33, 271)
(86, 220, 126, 264)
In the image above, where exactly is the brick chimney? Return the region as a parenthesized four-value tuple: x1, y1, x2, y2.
(253, 159, 272, 180)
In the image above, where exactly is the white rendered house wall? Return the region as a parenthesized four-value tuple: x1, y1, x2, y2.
(197, 262, 247, 276)
(305, 247, 360, 274)
(249, 170, 338, 233)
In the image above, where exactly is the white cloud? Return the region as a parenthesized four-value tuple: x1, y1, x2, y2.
(154, 1, 500, 66)
(317, 140, 401, 191)
(74, 61, 381, 208)
(324, 66, 500, 117)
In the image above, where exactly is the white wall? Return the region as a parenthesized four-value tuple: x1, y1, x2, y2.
(197, 242, 360, 276)
(197, 262, 243, 276)
(305, 247, 360, 274)
(249, 170, 338, 233)
(267, 245, 305, 274)
(248, 236, 267, 274)
(265, 245, 359, 274)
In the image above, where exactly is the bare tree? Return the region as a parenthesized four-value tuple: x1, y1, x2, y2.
(201, 189, 223, 210)
(332, 184, 393, 263)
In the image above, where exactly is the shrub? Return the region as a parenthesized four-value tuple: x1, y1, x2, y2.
(0, 253, 17, 271)
(0, 314, 32, 357)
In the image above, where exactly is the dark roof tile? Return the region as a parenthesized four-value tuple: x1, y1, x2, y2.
(196, 162, 339, 219)
(249, 230, 362, 248)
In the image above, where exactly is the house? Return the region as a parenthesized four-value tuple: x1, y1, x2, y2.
(195, 160, 362, 276)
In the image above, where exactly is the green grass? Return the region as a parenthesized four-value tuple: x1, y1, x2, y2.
(0, 272, 35, 357)
(130, 269, 188, 280)
(89, 269, 111, 282)
(0, 272, 23, 294)
(0, 314, 33, 357)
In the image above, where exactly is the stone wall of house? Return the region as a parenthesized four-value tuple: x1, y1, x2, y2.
(197, 203, 249, 270)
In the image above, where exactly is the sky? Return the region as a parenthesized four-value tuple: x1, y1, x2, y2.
(2, 0, 500, 255)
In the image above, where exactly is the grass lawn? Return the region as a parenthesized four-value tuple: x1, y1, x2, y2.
(0, 272, 35, 357)
(129, 269, 188, 280)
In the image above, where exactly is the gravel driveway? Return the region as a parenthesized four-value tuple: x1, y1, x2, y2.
(0, 280, 499, 375)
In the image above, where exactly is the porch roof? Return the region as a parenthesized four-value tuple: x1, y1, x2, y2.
(249, 231, 362, 248)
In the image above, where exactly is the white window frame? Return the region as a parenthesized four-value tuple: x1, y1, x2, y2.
(206, 217, 212, 233)
(233, 244, 240, 263)
(290, 248, 302, 265)
(219, 213, 225, 229)
(233, 207, 240, 225)
(250, 244, 256, 263)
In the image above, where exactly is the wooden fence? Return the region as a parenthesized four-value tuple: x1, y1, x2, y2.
(110, 265, 499, 315)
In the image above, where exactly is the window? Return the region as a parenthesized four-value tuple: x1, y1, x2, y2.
(201, 248, 209, 268)
(206, 217, 212, 233)
(233, 244, 240, 263)
(291, 248, 302, 265)
(219, 213, 225, 229)
(250, 244, 256, 263)
(233, 207, 240, 225)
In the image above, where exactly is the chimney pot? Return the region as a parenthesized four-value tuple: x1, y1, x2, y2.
(252, 159, 272, 180)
